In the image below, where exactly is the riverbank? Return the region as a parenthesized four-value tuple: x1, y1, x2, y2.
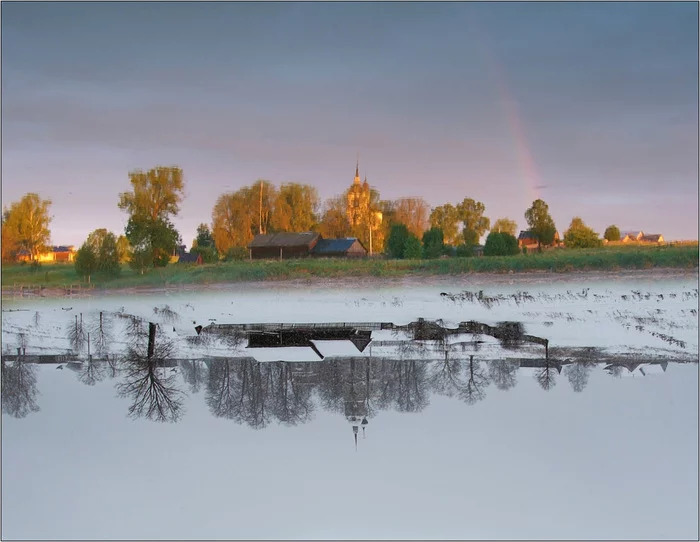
(2, 244, 697, 297)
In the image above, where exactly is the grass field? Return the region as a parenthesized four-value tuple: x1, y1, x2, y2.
(2, 243, 698, 291)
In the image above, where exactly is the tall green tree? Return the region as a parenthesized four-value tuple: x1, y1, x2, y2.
(191, 223, 218, 263)
(456, 198, 490, 247)
(429, 204, 460, 245)
(491, 218, 518, 236)
(564, 217, 602, 249)
(403, 233, 423, 260)
(74, 243, 98, 283)
(118, 166, 184, 268)
(524, 199, 557, 252)
(422, 227, 445, 259)
(604, 225, 621, 242)
(484, 232, 520, 256)
(84, 228, 121, 276)
(387, 223, 410, 259)
(2, 193, 52, 261)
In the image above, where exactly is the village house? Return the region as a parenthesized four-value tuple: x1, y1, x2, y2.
(517, 230, 560, 249)
(639, 234, 664, 243)
(620, 230, 644, 242)
(17, 245, 76, 263)
(311, 238, 368, 258)
(247, 232, 321, 260)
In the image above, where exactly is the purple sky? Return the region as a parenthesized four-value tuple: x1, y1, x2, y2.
(2, 2, 698, 246)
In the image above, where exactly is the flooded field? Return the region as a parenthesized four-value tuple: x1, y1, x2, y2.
(2, 274, 698, 539)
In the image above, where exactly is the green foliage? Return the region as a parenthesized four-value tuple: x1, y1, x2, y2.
(74, 243, 98, 282)
(457, 198, 490, 244)
(524, 199, 557, 250)
(119, 166, 184, 269)
(564, 217, 603, 249)
(271, 183, 320, 232)
(387, 224, 410, 259)
(403, 233, 422, 260)
(422, 227, 445, 259)
(224, 247, 249, 261)
(491, 218, 518, 237)
(484, 232, 520, 256)
(429, 204, 460, 245)
(97, 232, 121, 277)
(125, 216, 180, 269)
(2, 193, 52, 262)
(454, 244, 474, 258)
(191, 224, 219, 262)
(604, 225, 621, 242)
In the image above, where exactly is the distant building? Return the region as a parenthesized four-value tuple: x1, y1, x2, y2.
(247, 232, 321, 260)
(17, 245, 76, 263)
(176, 251, 203, 265)
(517, 231, 560, 249)
(639, 234, 664, 243)
(620, 230, 644, 243)
(311, 238, 368, 258)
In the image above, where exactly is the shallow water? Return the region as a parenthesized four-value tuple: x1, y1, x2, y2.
(2, 276, 698, 539)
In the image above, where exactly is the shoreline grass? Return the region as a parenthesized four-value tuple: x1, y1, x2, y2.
(2, 243, 697, 292)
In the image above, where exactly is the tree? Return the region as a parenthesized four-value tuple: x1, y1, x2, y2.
(564, 217, 603, 249)
(85, 228, 121, 276)
(1, 359, 40, 418)
(429, 204, 460, 245)
(484, 231, 520, 256)
(387, 223, 410, 259)
(564, 362, 593, 393)
(74, 242, 98, 283)
(456, 198, 490, 247)
(524, 199, 557, 252)
(116, 235, 131, 264)
(404, 233, 422, 259)
(491, 217, 517, 236)
(604, 224, 621, 242)
(422, 227, 445, 259)
(118, 166, 185, 268)
(271, 183, 319, 232)
(191, 223, 218, 263)
(319, 196, 353, 239)
(125, 216, 180, 270)
(393, 197, 430, 238)
(2, 193, 52, 261)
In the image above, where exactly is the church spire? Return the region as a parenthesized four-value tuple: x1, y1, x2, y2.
(354, 154, 361, 185)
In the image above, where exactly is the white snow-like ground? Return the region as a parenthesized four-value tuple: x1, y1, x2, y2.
(2, 274, 697, 361)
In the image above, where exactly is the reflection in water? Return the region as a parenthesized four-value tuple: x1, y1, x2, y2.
(1, 359, 40, 418)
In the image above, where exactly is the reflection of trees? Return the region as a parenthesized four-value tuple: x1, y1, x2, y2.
(115, 327, 185, 423)
(89, 312, 113, 358)
(180, 360, 208, 394)
(377, 360, 429, 412)
(535, 360, 557, 391)
(564, 362, 593, 392)
(79, 358, 106, 386)
(459, 356, 489, 405)
(205, 358, 272, 429)
(428, 354, 464, 398)
(488, 359, 519, 391)
(1, 359, 40, 418)
(66, 313, 88, 353)
(269, 362, 313, 426)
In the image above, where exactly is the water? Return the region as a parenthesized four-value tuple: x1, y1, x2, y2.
(2, 275, 698, 539)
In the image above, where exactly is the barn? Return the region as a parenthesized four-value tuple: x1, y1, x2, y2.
(247, 232, 321, 260)
(311, 238, 367, 258)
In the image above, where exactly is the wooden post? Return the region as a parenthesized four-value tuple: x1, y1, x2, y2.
(147, 322, 157, 359)
(279, 247, 283, 261)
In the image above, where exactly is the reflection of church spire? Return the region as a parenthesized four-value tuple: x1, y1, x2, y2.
(353, 425, 358, 451)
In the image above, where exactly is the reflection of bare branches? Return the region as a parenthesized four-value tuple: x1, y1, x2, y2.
(115, 327, 185, 422)
(153, 305, 180, 324)
(536, 362, 557, 391)
(428, 357, 464, 397)
(488, 359, 519, 391)
(79, 359, 107, 386)
(270, 362, 314, 426)
(33, 311, 40, 328)
(1, 360, 40, 418)
(459, 356, 489, 405)
(180, 360, 208, 394)
(564, 362, 593, 392)
(17, 332, 28, 353)
(66, 314, 87, 353)
(89, 312, 113, 358)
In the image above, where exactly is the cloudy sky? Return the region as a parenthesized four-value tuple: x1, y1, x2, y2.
(2, 2, 697, 245)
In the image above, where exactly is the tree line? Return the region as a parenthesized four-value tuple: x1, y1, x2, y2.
(2, 165, 625, 277)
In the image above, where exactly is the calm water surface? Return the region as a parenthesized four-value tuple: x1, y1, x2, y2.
(2, 278, 698, 539)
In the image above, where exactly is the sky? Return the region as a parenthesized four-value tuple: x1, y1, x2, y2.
(1, 1, 698, 246)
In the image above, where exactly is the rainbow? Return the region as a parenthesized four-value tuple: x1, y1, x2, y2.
(466, 12, 543, 207)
